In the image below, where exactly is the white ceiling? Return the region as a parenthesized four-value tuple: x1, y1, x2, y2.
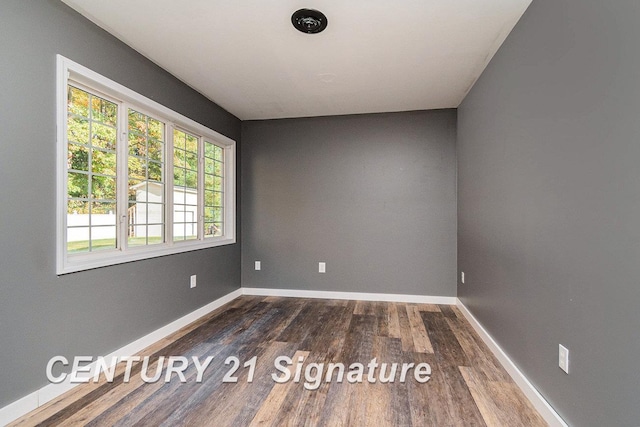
(62, 0, 531, 120)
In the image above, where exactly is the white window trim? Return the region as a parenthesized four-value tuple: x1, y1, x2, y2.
(56, 55, 236, 275)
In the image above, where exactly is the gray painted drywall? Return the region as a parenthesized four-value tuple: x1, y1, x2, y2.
(458, 0, 640, 425)
(241, 110, 457, 296)
(0, 1, 240, 407)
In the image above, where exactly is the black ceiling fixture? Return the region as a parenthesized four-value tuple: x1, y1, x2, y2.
(291, 9, 328, 34)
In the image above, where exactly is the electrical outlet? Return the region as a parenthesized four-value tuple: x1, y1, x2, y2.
(461, 271, 465, 284)
(255, 261, 261, 271)
(190, 275, 197, 288)
(559, 344, 569, 374)
(319, 262, 326, 273)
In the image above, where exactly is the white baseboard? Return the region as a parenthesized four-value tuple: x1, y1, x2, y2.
(456, 299, 568, 427)
(0, 288, 242, 426)
(0, 393, 38, 427)
(242, 287, 457, 305)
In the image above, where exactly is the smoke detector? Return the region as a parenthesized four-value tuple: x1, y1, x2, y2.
(291, 9, 328, 34)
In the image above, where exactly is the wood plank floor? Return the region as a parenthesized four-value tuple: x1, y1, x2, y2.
(11, 296, 547, 426)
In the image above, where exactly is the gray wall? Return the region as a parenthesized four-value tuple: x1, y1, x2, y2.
(0, 1, 240, 407)
(241, 110, 457, 296)
(458, 0, 640, 425)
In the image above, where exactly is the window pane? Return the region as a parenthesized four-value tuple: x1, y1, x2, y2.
(127, 200, 162, 246)
(148, 139, 163, 162)
(173, 129, 186, 150)
(205, 207, 224, 222)
(91, 176, 116, 200)
(185, 134, 197, 153)
(185, 189, 198, 206)
(148, 223, 163, 236)
(67, 116, 89, 144)
(90, 203, 117, 251)
(68, 143, 89, 172)
(213, 176, 223, 193)
(148, 203, 165, 223)
(214, 160, 223, 177)
(128, 132, 146, 157)
(92, 149, 117, 176)
(185, 170, 197, 189)
(185, 224, 198, 240)
(92, 123, 116, 150)
(204, 207, 213, 222)
(67, 200, 90, 220)
(173, 149, 185, 168)
(205, 158, 214, 175)
(91, 96, 117, 126)
(148, 118, 163, 140)
(213, 145, 223, 161)
(128, 234, 146, 247)
(174, 167, 185, 187)
(128, 110, 146, 133)
(67, 227, 90, 253)
(128, 201, 142, 246)
(129, 157, 147, 180)
(128, 179, 143, 201)
(185, 152, 198, 171)
(148, 224, 163, 244)
(68, 86, 89, 118)
(213, 207, 223, 222)
(91, 201, 116, 217)
(204, 190, 214, 207)
(174, 186, 185, 204)
(204, 142, 214, 159)
(204, 174, 214, 189)
(68, 172, 89, 199)
(89, 226, 116, 251)
(148, 161, 162, 182)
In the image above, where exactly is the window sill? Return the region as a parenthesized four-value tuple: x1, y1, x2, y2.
(57, 236, 236, 275)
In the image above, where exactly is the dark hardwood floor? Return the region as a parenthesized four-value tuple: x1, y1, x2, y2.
(11, 296, 547, 426)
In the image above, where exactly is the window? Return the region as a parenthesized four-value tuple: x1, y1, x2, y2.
(204, 140, 225, 238)
(128, 109, 166, 247)
(57, 55, 236, 274)
(66, 86, 118, 253)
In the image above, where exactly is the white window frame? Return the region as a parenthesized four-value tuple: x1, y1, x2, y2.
(57, 55, 236, 275)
